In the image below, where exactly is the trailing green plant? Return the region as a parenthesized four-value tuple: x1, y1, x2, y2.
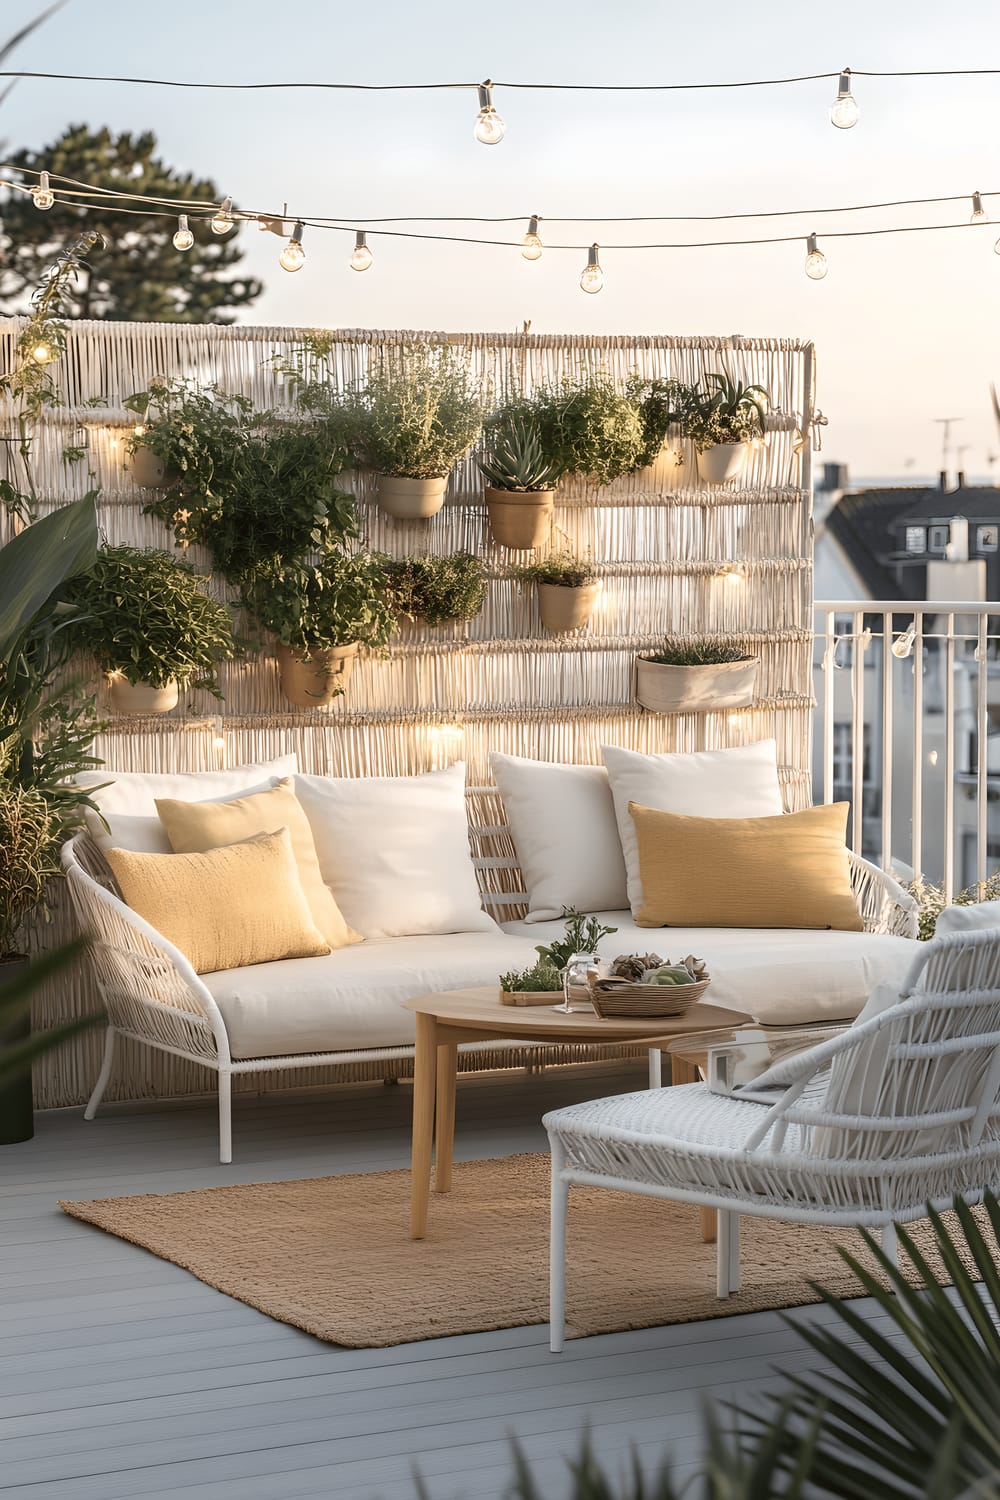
(536, 908, 619, 972)
(643, 639, 754, 668)
(478, 413, 560, 492)
(906, 872, 1000, 942)
(386, 552, 487, 626)
(63, 546, 239, 695)
(625, 376, 698, 468)
(242, 551, 397, 658)
(339, 345, 484, 479)
(124, 378, 255, 499)
(496, 372, 646, 486)
(682, 373, 769, 453)
(515, 549, 597, 589)
(498, 957, 563, 994)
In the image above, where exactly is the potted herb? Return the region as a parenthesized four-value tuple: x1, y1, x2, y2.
(64, 547, 239, 714)
(478, 415, 559, 550)
(124, 379, 254, 493)
(498, 910, 618, 1005)
(635, 639, 759, 714)
(627, 376, 697, 471)
(516, 550, 600, 634)
(386, 552, 487, 628)
(501, 371, 647, 490)
(498, 957, 564, 1005)
(683, 373, 769, 486)
(341, 346, 484, 520)
(243, 551, 396, 708)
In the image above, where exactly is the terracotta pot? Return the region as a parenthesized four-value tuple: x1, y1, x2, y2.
(0, 956, 32, 1144)
(696, 443, 748, 486)
(634, 655, 759, 714)
(276, 642, 359, 708)
(376, 475, 448, 520)
(129, 445, 178, 489)
(538, 581, 600, 634)
(109, 678, 179, 715)
(484, 487, 554, 550)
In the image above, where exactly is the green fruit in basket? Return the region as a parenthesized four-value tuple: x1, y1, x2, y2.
(642, 965, 694, 987)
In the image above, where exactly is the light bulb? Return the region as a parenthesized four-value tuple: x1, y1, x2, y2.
(474, 81, 505, 145)
(521, 214, 543, 261)
(173, 214, 194, 251)
(211, 196, 235, 235)
(995, 235, 1000, 256)
(350, 230, 373, 272)
(804, 232, 828, 280)
(31, 343, 51, 363)
(970, 191, 988, 225)
(31, 170, 55, 210)
(279, 221, 306, 272)
(829, 68, 859, 129)
(580, 243, 604, 294)
(891, 623, 916, 659)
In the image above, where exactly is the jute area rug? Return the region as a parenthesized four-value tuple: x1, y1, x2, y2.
(60, 1153, 967, 1349)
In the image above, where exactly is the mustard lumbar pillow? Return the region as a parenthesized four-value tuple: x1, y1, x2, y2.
(628, 800, 863, 931)
(155, 779, 361, 950)
(104, 829, 332, 974)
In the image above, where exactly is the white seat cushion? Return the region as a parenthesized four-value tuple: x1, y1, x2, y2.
(502, 910, 917, 1025)
(202, 932, 543, 1058)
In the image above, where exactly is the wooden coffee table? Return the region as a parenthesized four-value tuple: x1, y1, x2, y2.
(401, 986, 750, 1239)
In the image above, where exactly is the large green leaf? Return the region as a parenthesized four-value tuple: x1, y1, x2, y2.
(0, 496, 99, 664)
(0, 941, 101, 1089)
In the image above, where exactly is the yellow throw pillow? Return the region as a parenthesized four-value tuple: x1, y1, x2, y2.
(628, 800, 863, 931)
(155, 779, 361, 950)
(105, 829, 332, 974)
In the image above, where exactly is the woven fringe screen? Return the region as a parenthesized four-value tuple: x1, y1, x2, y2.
(0, 320, 817, 1108)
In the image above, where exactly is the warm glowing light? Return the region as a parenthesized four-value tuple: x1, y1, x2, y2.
(133, 424, 147, 437)
(521, 215, 543, 260)
(173, 213, 195, 250)
(32, 171, 55, 210)
(350, 230, 373, 272)
(279, 221, 306, 272)
(928, 749, 939, 766)
(970, 191, 989, 225)
(830, 68, 859, 129)
(474, 82, 505, 145)
(580, 243, 604, 294)
(891, 622, 916, 658)
(805, 232, 828, 280)
(31, 343, 52, 363)
(211, 196, 235, 235)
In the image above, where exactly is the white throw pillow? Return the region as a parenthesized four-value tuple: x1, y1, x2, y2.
(293, 764, 496, 939)
(490, 754, 629, 922)
(935, 900, 1000, 936)
(602, 740, 785, 916)
(76, 756, 299, 854)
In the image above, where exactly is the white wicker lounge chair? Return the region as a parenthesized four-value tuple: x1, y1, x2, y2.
(545, 925, 1000, 1351)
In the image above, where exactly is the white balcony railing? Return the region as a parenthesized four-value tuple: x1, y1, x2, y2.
(813, 600, 1000, 901)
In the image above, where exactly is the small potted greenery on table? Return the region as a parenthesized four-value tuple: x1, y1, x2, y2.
(386, 552, 487, 628)
(243, 551, 396, 708)
(516, 549, 600, 634)
(498, 910, 617, 1004)
(65, 546, 238, 714)
(635, 638, 759, 714)
(342, 346, 484, 520)
(683, 373, 769, 486)
(478, 413, 560, 550)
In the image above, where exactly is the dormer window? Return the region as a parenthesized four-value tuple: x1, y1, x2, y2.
(977, 524, 998, 553)
(905, 525, 927, 554)
(928, 524, 950, 552)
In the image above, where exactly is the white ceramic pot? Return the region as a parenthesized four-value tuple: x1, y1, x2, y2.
(484, 487, 554, 550)
(634, 656, 759, 714)
(128, 445, 176, 489)
(276, 642, 359, 708)
(109, 677, 179, 715)
(538, 581, 600, 634)
(376, 475, 448, 520)
(696, 443, 748, 486)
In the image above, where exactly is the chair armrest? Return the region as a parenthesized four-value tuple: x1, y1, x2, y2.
(849, 852, 919, 938)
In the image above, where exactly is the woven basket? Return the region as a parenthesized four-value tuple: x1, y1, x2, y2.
(589, 977, 711, 1020)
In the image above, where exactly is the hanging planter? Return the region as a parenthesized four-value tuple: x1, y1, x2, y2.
(681, 373, 769, 489)
(276, 643, 359, 708)
(376, 475, 448, 520)
(635, 643, 759, 714)
(484, 486, 555, 550)
(386, 553, 487, 629)
(537, 581, 601, 634)
(696, 442, 749, 486)
(109, 677, 179, 715)
(128, 443, 177, 490)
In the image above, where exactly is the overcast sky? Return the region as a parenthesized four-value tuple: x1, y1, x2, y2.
(4, 0, 1000, 478)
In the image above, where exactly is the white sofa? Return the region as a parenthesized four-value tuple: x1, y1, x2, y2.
(63, 770, 919, 1162)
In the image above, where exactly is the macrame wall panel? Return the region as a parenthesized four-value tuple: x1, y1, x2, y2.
(0, 320, 817, 1107)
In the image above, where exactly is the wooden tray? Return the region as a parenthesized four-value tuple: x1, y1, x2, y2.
(589, 978, 710, 1019)
(499, 989, 562, 1007)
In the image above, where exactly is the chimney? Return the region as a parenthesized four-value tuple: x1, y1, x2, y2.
(939, 470, 948, 491)
(956, 471, 967, 489)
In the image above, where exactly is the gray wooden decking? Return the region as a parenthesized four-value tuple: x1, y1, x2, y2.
(0, 1059, 894, 1499)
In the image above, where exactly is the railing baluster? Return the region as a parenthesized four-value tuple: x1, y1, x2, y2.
(944, 613, 956, 903)
(851, 609, 865, 855)
(977, 613, 989, 896)
(823, 609, 836, 805)
(912, 610, 924, 882)
(881, 609, 894, 872)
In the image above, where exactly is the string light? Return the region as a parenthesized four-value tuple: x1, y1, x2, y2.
(830, 67, 859, 129)
(211, 195, 235, 235)
(805, 231, 828, 279)
(521, 214, 543, 260)
(474, 81, 505, 145)
(891, 622, 916, 658)
(580, 243, 603, 294)
(31, 343, 52, 363)
(350, 230, 373, 271)
(31, 170, 54, 210)
(172, 213, 194, 250)
(279, 220, 306, 271)
(970, 191, 988, 224)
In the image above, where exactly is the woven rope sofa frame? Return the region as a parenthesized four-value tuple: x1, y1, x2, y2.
(62, 786, 917, 1162)
(545, 924, 1000, 1349)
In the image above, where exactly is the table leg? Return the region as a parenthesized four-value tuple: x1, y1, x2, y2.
(434, 1043, 458, 1193)
(700, 1207, 718, 1243)
(410, 1012, 437, 1239)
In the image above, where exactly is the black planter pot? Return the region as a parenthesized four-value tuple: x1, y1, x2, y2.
(0, 957, 33, 1145)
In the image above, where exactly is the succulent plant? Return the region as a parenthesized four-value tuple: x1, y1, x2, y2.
(478, 415, 560, 493)
(609, 952, 665, 981)
(677, 953, 709, 982)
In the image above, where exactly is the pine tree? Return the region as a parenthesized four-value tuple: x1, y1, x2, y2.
(0, 124, 263, 322)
